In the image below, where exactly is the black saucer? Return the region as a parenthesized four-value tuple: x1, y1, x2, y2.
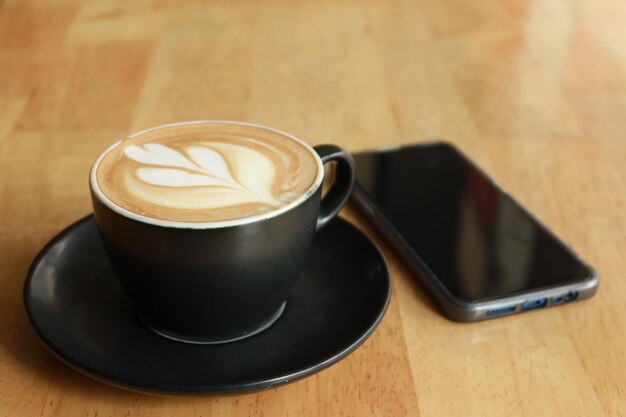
(23, 215, 390, 395)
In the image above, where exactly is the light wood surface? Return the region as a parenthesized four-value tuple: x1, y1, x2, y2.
(1, 0, 625, 415)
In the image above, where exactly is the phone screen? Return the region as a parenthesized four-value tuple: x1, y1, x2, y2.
(354, 143, 593, 302)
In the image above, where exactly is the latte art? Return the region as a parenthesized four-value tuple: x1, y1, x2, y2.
(94, 123, 320, 222)
(125, 142, 284, 206)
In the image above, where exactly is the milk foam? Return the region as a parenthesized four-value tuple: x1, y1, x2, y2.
(125, 142, 282, 206)
(95, 123, 319, 222)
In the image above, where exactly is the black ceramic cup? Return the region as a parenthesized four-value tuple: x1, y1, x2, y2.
(89, 121, 355, 344)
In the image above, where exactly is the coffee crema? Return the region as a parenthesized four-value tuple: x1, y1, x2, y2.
(95, 122, 320, 222)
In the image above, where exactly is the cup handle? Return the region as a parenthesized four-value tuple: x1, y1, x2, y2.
(313, 144, 355, 231)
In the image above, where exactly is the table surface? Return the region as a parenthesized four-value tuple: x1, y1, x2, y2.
(1, 0, 625, 415)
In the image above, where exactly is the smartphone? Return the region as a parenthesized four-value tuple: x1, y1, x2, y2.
(351, 142, 599, 321)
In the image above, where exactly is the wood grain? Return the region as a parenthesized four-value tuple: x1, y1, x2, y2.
(1, 0, 624, 415)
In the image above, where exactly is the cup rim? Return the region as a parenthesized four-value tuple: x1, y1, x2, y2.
(89, 120, 325, 229)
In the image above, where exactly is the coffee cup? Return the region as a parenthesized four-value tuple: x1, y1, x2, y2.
(89, 121, 355, 344)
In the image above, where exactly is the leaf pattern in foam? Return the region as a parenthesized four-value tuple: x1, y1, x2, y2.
(222, 144, 276, 196)
(136, 168, 236, 188)
(124, 143, 243, 190)
(185, 146, 238, 187)
(124, 144, 201, 172)
(123, 142, 282, 206)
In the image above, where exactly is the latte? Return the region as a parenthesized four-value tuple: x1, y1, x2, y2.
(94, 122, 320, 222)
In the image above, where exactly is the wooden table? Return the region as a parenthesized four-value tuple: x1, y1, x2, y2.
(1, 0, 624, 415)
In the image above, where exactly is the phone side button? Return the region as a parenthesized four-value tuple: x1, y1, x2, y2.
(486, 306, 516, 316)
(521, 298, 547, 311)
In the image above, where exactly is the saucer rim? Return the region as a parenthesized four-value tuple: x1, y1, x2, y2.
(23, 215, 391, 395)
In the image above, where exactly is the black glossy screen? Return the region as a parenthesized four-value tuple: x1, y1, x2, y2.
(354, 143, 592, 302)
